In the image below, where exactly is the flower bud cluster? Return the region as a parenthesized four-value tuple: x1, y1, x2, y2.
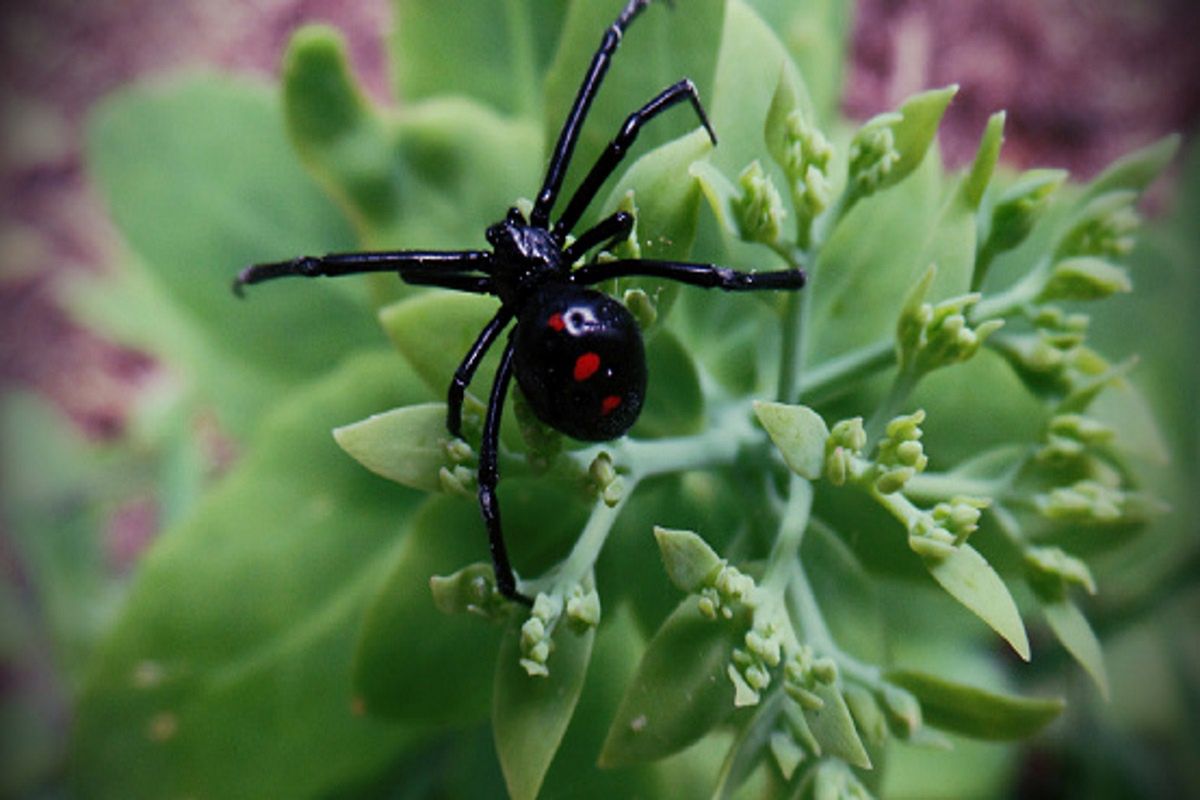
(778, 110, 833, 245)
(698, 562, 757, 621)
(588, 452, 624, 507)
(734, 161, 787, 245)
(727, 618, 785, 706)
(1034, 478, 1166, 526)
(825, 417, 866, 486)
(1037, 413, 1114, 464)
(874, 411, 928, 494)
(1057, 191, 1141, 261)
(898, 271, 1003, 376)
(1025, 545, 1097, 595)
(847, 112, 902, 199)
(519, 592, 564, 677)
(931, 495, 990, 546)
(980, 169, 1066, 263)
(783, 644, 838, 711)
(439, 437, 477, 497)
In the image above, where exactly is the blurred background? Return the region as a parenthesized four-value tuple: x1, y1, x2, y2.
(1, 0, 1197, 797)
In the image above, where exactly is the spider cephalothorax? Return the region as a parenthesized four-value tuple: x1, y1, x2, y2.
(235, 0, 807, 604)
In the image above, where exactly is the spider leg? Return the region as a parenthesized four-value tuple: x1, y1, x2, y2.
(446, 306, 515, 438)
(571, 258, 808, 291)
(553, 79, 716, 237)
(233, 250, 492, 296)
(478, 339, 532, 605)
(531, 0, 658, 228)
(562, 211, 634, 265)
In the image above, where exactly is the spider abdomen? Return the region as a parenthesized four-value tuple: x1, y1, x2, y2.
(513, 285, 646, 442)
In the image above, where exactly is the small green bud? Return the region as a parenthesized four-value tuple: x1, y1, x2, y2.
(980, 168, 1067, 260)
(1056, 190, 1141, 261)
(875, 467, 915, 495)
(622, 287, 657, 329)
(932, 495, 990, 545)
(848, 112, 902, 198)
(734, 160, 787, 245)
(1040, 257, 1132, 302)
(830, 417, 867, 453)
(565, 583, 601, 629)
(445, 437, 473, 463)
(1036, 479, 1123, 523)
(438, 465, 476, 498)
(879, 682, 923, 739)
(728, 663, 762, 707)
(1025, 545, 1097, 595)
(429, 563, 505, 618)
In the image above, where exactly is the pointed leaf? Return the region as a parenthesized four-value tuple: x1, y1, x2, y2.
(802, 682, 872, 768)
(599, 599, 742, 766)
(1037, 592, 1110, 699)
(963, 111, 1005, 210)
(921, 543, 1031, 660)
(493, 617, 595, 800)
(334, 403, 450, 492)
(887, 669, 1064, 740)
(753, 401, 829, 479)
(1080, 133, 1181, 202)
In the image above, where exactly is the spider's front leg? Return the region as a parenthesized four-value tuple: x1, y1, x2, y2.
(233, 250, 493, 295)
(446, 307, 513, 438)
(477, 339, 533, 605)
(570, 258, 808, 292)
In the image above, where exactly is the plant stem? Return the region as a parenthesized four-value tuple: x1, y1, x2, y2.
(555, 489, 632, 590)
(864, 366, 919, 444)
(763, 474, 814, 593)
(904, 472, 1003, 503)
(800, 338, 896, 401)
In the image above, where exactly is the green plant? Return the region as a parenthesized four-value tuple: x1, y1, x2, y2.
(40, 0, 1195, 798)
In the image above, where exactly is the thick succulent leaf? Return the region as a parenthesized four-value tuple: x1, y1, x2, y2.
(1079, 133, 1181, 203)
(599, 598, 742, 766)
(86, 76, 379, 428)
(379, 292, 501, 395)
(1036, 590, 1110, 699)
(542, 0, 724, 229)
(631, 327, 705, 438)
(333, 403, 451, 492)
(921, 542, 1031, 661)
(753, 401, 829, 479)
(70, 353, 429, 799)
(493, 617, 595, 800)
(886, 669, 1064, 741)
(963, 111, 1006, 211)
(353, 482, 588, 723)
(390, 0, 566, 117)
(600, 129, 716, 319)
(802, 681, 872, 768)
(710, 0, 813, 177)
(746, 0, 854, 125)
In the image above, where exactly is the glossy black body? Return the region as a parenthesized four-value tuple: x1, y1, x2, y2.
(234, 0, 807, 603)
(514, 285, 646, 441)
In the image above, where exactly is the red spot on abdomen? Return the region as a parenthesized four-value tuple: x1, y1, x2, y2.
(601, 395, 622, 415)
(574, 352, 601, 381)
(547, 312, 566, 331)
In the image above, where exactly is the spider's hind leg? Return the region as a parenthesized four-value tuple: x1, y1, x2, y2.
(477, 340, 533, 605)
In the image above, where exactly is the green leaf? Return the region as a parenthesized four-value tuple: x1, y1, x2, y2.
(963, 111, 1005, 211)
(803, 681, 872, 768)
(70, 353, 428, 799)
(493, 617, 595, 800)
(283, 27, 400, 231)
(886, 669, 1064, 740)
(391, 0, 566, 118)
(1036, 591, 1110, 699)
(599, 599, 741, 766)
(379, 292, 499, 395)
(1079, 133, 1181, 203)
(86, 76, 379, 428)
(753, 401, 829, 479)
(920, 543, 1031, 661)
(353, 482, 587, 723)
(653, 527, 724, 593)
(351, 497, 504, 725)
(710, 0, 813, 177)
(745, 0, 854, 125)
(632, 327, 705, 438)
(333, 403, 451, 492)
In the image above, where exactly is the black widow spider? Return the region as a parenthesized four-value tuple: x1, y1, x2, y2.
(234, 0, 806, 605)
